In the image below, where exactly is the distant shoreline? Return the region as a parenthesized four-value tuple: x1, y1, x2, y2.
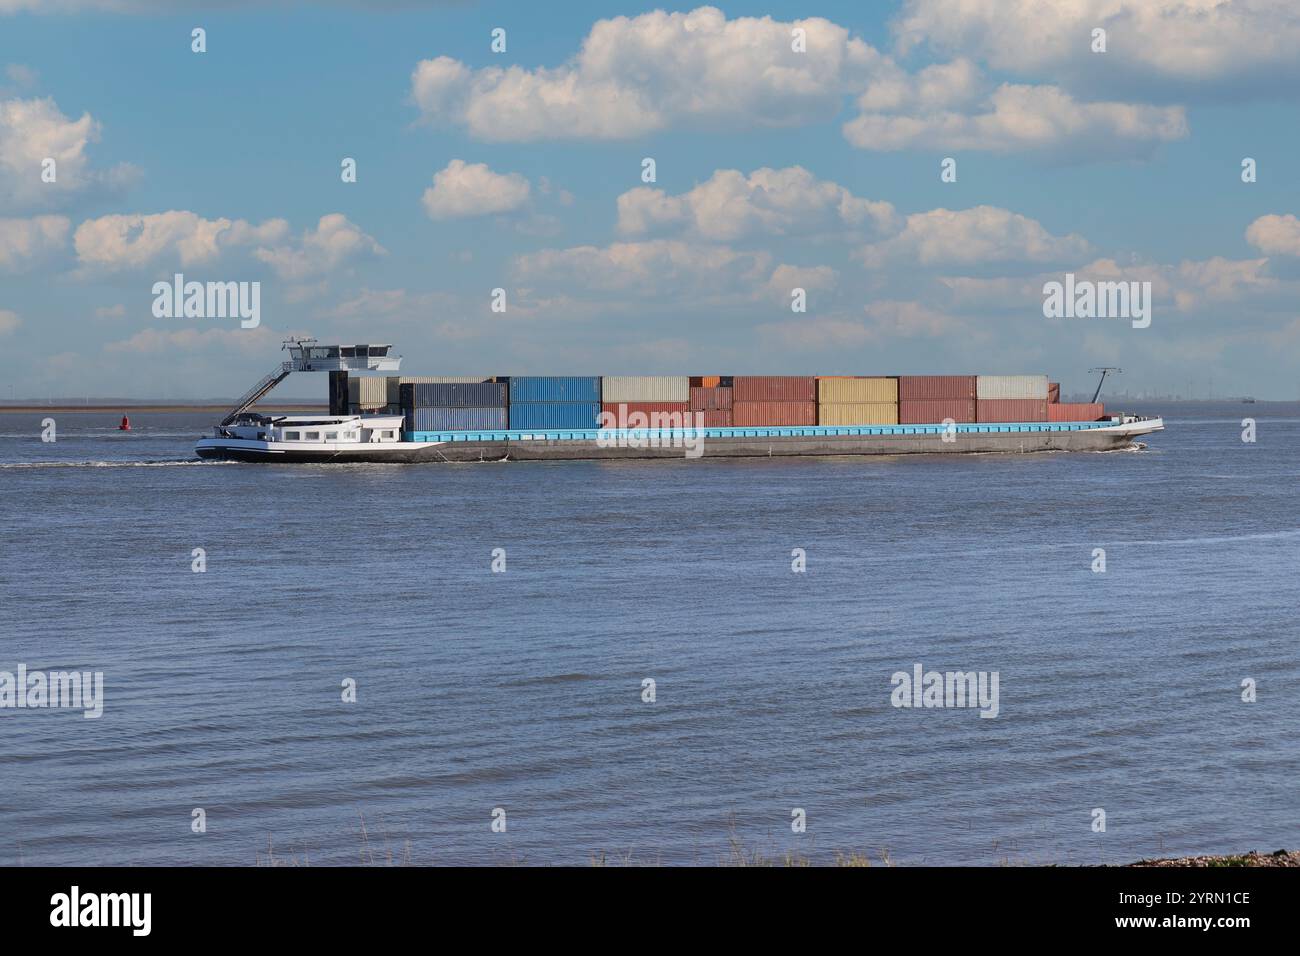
(0, 404, 328, 414)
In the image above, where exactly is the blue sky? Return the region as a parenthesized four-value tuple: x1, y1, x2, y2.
(1, 1, 1298, 399)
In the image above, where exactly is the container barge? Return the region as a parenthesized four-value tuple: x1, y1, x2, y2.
(194, 340, 1163, 463)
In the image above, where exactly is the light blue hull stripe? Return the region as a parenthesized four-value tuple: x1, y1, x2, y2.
(405, 421, 1115, 443)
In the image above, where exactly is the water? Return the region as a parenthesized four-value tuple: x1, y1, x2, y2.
(1, 404, 1296, 866)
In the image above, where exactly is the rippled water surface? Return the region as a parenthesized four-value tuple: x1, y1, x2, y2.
(1, 404, 1296, 865)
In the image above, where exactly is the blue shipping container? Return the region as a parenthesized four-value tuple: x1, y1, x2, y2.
(508, 376, 601, 404)
(508, 402, 601, 430)
(401, 382, 507, 408)
(407, 406, 509, 432)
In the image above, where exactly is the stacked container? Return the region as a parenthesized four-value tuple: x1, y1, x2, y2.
(732, 376, 816, 426)
(817, 377, 898, 425)
(508, 376, 601, 430)
(897, 375, 976, 424)
(400, 381, 508, 432)
(976, 375, 1049, 422)
(601, 376, 690, 426)
(387, 375, 490, 406)
(347, 376, 389, 413)
(1048, 402, 1105, 421)
(689, 381, 733, 427)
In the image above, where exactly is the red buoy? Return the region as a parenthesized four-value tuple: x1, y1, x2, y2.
(119, 415, 131, 431)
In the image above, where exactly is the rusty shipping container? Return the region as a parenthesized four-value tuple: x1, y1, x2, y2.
(701, 409, 733, 427)
(898, 399, 976, 424)
(732, 376, 816, 403)
(689, 386, 733, 410)
(1048, 381, 1060, 403)
(733, 400, 817, 426)
(817, 376, 898, 404)
(818, 402, 899, 425)
(977, 399, 1049, 422)
(601, 402, 690, 424)
(1048, 402, 1105, 421)
(897, 375, 977, 400)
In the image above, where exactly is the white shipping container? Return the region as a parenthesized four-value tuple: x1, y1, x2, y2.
(601, 375, 690, 403)
(386, 375, 490, 403)
(976, 375, 1049, 400)
(348, 376, 389, 407)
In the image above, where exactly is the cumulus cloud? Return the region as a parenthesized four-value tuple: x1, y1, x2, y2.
(0, 96, 137, 208)
(844, 76, 1187, 156)
(893, 0, 1300, 100)
(617, 166, 896, 241)
(858, 206, 1092, 269)
(422, 160, 531, 220)
(104, 325, 283, 355)
(411, 6, 880, 140)
(253, 214, 385, 280)
(73, 211, 288, 270)
(513, 238, 775, 297)
(1245, 214, 1300, 256)
(0, 307, 19, 334)
(0, 214, 69, 270)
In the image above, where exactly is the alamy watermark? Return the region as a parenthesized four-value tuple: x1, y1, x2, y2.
(0, 664, 103, 718)
(890, 663, 999, 718)
(597, 405, 704, 458)
(152, 273, 260, 328)
(1043, 273, 1151, 329)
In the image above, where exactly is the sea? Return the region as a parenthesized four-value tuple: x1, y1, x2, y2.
(0, 402, 1296, 866)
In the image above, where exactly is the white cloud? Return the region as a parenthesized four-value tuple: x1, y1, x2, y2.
(512, 238, 775, 298)
(893, 0, 1300, 97)
(253, 214, 385, 281)
(0, 96, 137, 208)
(858, 206, 1092, 269)
(422, 159, 531, 220)
(411, 6, 880, 140)
(0, 307, 19, 334)
(1245, 214, 1300, 256)
(844, 78, 1187, 156)
(0, 214, 69, 270)
(617, 166, 896, 241)
(104, 325, 282, 356)
(74, 210, 288, 270)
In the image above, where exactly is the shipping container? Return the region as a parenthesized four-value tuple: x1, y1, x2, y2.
(1048, 402, 1105, 421)
(689, 386, 733, 410)
(977, 399, 1049, 422)
(732, 400, 817, 426)
(347, 376, 388, 407)
(701, 409, 733, 427)
(1047, 382, 1060, 404)
(508, 402, 602, 430)
(508, 376, 601, 404)
(387, 375, 490, 404)
(732, 376, 816, 402)
(897, 399, 976, 424)
(600, 402, 690, 425)
(976, 375, 1049, 400)
(817, 402, 899, 426)
(406, 406, 509, 432)
(897, 375, 977, 400)
(817, 376, 898, 404)
(692, 375, 722, 388)
(600, 376, 690, 403)
(400, 382, 507, 408)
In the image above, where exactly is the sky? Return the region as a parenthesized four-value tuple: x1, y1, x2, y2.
(0, 0, 1297, 400)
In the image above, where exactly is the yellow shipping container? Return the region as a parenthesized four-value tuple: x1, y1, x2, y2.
(818, 402, 899, 425)
(817, 377, 898, 404)
(348, 376, 389, 407)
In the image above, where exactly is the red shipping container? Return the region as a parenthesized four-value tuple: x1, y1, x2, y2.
(733, 401, 817, 426)
(689, 386, 733, 410)
(977, 399, 1048, 422)
(701, 409, 733, 427)
(898, 399, 976, 424)
(1048, 381, 1060, 403)
(732, 376, 816, 402)
(1048, 402, 1104, 421)
(897, 375, 977, 400)
(601, 402, 689, 424)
